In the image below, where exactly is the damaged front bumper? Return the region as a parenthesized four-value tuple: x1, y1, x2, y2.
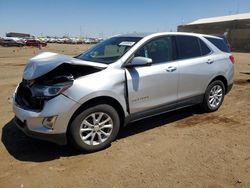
(12, 52, 108, 145)
(12, 93, 81, 145)
(13, 116, 67, 145)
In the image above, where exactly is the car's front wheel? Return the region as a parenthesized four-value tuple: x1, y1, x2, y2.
(69, 104, 120, 152)
(201, 80, 225, 112)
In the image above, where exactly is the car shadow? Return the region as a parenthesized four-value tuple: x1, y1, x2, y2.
(1, 106, 203, 162)
(118, 106, 202, 139)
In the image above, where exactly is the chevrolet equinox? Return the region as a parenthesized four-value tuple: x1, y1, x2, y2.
(13, 32, 234, 152)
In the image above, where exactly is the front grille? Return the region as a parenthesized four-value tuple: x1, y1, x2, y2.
(15, 81, 44, 111)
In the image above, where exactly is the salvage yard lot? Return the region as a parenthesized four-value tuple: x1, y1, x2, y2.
(0, 44, 250, 187)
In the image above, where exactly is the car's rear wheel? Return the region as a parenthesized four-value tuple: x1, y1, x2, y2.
(201, 80, 225, 112)
(70, 104, 120, 152)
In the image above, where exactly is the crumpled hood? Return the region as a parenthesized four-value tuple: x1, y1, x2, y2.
(23, 52, 108, 80)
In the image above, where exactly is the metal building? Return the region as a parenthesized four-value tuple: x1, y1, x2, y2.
(178, 13, 250, 52)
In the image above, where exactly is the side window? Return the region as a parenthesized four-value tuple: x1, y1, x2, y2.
(176, 36, 201, 59)
(205, 37, 230, 53)
(135, 36, 175, 63)
(199, 39, 211, 55)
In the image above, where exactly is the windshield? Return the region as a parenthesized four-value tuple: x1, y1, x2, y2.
(77, 36, 142, 64)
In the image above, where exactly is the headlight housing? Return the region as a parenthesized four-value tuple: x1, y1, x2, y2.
(31, 81, 73, 99)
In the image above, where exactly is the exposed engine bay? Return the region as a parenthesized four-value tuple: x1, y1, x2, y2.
(15, 57, 106, 111)
(31, 63, 103, 85)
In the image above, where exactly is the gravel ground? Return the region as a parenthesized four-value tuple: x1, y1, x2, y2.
(0, 44, 249, 188)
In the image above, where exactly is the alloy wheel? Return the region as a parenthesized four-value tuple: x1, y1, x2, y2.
(208, 85, 223, 108)
(79, 112, 113, 146)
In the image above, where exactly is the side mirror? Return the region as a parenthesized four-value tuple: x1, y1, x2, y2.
(126, 56, 153, 67)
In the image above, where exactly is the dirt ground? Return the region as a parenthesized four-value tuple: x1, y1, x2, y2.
(0, 44, 249, 188)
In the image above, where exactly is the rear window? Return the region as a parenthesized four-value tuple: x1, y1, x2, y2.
(205, 37, 230, 53)
(176, 36, 202, 59)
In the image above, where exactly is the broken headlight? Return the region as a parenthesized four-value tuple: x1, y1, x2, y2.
(31, 82, 73, 99)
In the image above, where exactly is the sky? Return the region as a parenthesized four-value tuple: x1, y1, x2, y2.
(0, 0, 250, 38)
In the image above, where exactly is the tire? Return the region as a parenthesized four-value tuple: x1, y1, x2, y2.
(69, 104, 120, 152)
(201, 80, 225, 112)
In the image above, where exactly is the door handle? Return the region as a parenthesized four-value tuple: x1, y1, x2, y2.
(207, 59, 214, 64)
(166, 66, 177, 72)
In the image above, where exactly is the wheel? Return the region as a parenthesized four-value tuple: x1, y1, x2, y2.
(201, 80, 225, 112)
(69, 104, 120, 152)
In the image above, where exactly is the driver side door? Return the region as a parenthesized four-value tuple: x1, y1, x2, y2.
(125, 36, 179, 114)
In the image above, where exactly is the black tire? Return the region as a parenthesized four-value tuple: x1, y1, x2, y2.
(201, 80, 225, 112)
(69, 104, 120, 152)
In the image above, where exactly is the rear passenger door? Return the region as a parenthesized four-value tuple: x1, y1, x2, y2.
(175, 35, 213, 101)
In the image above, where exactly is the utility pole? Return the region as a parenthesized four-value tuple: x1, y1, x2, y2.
(80, 26, 82, 39)
(236, 0, 239, 14)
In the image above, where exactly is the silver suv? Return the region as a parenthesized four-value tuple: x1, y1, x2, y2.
(13, 32, 234, 152)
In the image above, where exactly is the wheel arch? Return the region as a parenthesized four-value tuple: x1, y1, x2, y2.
(208, 75, 228, 93)
(67, 96, 126, 136)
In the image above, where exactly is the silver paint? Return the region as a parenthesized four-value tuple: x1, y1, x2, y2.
(12, 32, 234, 144)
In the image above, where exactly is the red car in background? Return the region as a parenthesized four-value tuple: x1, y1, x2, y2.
(26, 39, 47, 47)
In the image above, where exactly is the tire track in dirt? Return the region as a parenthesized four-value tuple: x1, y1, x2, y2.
(234, 79, 250, 86)
(0, 63, 26, 66)
(175, 114, 239, 128)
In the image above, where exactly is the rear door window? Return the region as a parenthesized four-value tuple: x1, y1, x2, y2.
(176, 36, 202, 59)
(205, 37, 230, 53)
(199, 39, 211, 55)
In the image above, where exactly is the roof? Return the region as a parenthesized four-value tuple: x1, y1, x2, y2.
(115, 32, 221, 39)
(115, 33, 153, 38)
(188, 12, 250, 25)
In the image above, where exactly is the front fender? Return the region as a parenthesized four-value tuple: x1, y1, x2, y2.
(63, 67, 128, 117)
(77, 90, 128, 116)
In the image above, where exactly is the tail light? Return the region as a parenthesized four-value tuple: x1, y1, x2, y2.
(229, 55, 235, 64)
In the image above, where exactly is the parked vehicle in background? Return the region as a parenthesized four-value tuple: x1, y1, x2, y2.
(26, 39, 47, 47)
(13, 32, 234, 152)
(38, 37, 50, 43)
(0, 37, 25, 47)
(84, 38, 97, 44)
(46, 38, 56, 43)
(36, 37, 101, 44)
(55, 38, 66, 44)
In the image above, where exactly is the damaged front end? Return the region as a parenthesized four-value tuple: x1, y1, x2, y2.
(15, 52, 107, 111)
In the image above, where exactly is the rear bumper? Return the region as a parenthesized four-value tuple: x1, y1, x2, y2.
(14, 116, 67, 145)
